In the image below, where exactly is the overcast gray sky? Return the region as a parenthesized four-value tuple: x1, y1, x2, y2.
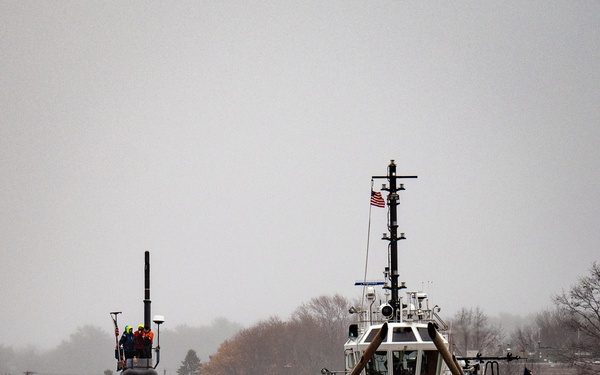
(2, 1, 599, 349)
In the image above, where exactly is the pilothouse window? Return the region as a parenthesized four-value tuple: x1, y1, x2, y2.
(346, 352, 356, 370)
(417, 327, 431, 341)
(392, 327, 416, 342)
(392, 350, 417, 375)
(366, 351, 387, 375)
(420, 351, 439, 375)
(364, 328, 381, 343)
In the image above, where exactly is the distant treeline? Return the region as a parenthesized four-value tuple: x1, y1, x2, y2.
(0, 318, 242, 375)
(4, 262, 600, 375)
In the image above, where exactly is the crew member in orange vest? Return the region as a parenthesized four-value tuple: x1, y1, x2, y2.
(142, 325, 154, 358)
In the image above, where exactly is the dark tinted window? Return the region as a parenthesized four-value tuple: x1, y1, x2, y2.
(417, 327, 432, 341)
(392, 327, 416, 342)
(364, 328, 380, 343)
(420, 350, 439, 375)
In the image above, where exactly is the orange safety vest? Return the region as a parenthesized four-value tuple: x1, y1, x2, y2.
(143, 330, 154, 343)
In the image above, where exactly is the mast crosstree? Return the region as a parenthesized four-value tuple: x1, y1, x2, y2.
(372, 160, 417, 321)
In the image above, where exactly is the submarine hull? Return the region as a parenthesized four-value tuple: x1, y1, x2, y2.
(123, 368, 158, 375)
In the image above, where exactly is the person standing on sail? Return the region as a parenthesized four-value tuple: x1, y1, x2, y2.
(119, 325, 136, 360)
(134, 324, 145, 358)
(142, 325, 154, 358)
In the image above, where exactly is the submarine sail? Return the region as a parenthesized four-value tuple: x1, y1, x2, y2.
(111, 251, 163, 375)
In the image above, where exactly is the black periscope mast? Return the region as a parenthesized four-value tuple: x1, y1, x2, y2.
(337, 160, 526, 375)
(110, 251, 164, 375)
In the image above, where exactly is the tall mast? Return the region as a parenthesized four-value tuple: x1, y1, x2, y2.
(372, 160, 417, 320)
(144, 251, 151, 329)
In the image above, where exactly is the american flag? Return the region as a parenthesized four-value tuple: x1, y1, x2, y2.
(370, 190, 385, 208)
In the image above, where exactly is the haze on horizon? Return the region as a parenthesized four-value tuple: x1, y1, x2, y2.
(1, 1, 599, 350)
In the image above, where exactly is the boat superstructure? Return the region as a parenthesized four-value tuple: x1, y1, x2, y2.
(344, 294, 451, 375)
(343, 161, 454, 375)
(342, 161, 529, 375)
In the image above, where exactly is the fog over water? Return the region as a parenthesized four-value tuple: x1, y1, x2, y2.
(1, 1, 599, 350)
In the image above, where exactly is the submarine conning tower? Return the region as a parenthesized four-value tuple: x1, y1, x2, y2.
(122, 251, 159, 375)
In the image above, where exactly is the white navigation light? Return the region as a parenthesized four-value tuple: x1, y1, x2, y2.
(153, 315, 165, 324)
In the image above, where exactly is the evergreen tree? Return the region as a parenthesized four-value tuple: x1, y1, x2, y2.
(177, 349, 202, 375)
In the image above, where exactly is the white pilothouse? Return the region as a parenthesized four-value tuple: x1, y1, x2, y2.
(344, 287, 452, 375)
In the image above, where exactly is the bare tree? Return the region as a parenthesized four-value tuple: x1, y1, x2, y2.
(449, 307, 503, 356)
(45, 325, 114, 374)
(533, 308, 576, 363)
(288, 294, 353, 374)
(553, 262, 600, 373)
(510, 324, 538, 357)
